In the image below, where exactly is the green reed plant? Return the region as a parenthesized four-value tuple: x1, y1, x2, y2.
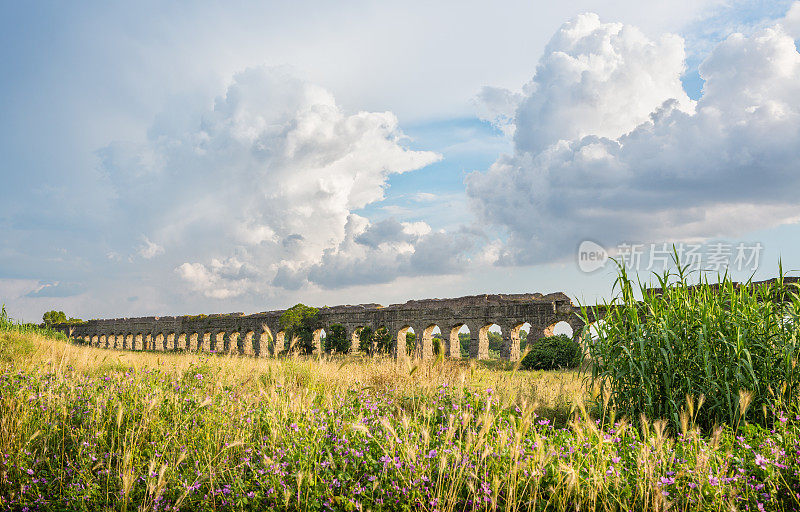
(583, 257, 800, 431)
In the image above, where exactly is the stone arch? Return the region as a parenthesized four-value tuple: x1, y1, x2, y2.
(201, 332, 212, 352)
(189, 332, 200, 351)
(165, 332, 175, 351)
(395, 325, 415, 359)
(482, 323, 504, 360)
(274, 331, 286, 355)
(238, 330, 252, 356)
(225, 331, 240, 355)
(258, 325, 273, 357)
(471, 323, 498, 360)
(134, 333, 143, 351)
(418, 324, 438, 360)
(176, 332, 187, 351)
(99, 334, 106, 348)
(124, 333, 133, 350)
(447, 324, 467, 359)
(154, 333, 165, 351)
(543, 320, 573, 338)
(211, 331, 224, 353)
(504, 322, 532, 361)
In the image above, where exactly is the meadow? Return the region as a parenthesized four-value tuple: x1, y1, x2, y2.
(2, 267, 800, 511)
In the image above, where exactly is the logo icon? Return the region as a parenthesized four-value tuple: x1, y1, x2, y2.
(577, 240, 608, 273)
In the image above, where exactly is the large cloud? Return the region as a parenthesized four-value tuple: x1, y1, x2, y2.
(467, 12, 800, 265)
(100, 67, 443, 298)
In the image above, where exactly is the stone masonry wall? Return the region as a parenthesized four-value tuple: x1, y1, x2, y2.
(53, 292, 587, 361)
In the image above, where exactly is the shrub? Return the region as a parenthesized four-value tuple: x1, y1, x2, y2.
(585, 258, 800, 431)
(520, 334, 580, 370)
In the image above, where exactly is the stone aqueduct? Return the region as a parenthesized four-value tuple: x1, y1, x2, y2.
(53, 292, 588, 361)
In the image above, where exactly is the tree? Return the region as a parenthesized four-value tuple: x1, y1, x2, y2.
(42, 310, 67, 326)
(487, 331, 503, 354)
(374, 327, 392, 354)
(357, 326, 392, 355)
(432, 335, 443, 355)
(405, 332, 416, 355)
(279, 304, 319, 354)
(42, 310, 84, 327)
(459, 332, 470, 358)
(358, 327, 374, 354)
(325, 324, 349, 354)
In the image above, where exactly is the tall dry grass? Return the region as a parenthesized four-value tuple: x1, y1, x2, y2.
(2, 315, 799, 510)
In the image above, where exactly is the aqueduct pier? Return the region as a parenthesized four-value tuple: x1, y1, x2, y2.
(53, 292, 588, 361)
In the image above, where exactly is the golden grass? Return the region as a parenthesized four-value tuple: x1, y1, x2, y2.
(11, 331, 589, 422)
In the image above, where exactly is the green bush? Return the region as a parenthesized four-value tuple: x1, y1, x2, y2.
(520, 334, 580, 370)
(585, 258, 800, 431)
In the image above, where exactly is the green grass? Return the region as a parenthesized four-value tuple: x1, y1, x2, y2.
(3, 283, 800, 510)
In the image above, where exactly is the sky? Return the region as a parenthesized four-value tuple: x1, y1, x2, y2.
(2, 0, 800, 322)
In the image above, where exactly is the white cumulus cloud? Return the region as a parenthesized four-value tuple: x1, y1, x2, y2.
(493, 13, 694, 155)
(467, 13, 800, 265)
(100, 66, 442, 298)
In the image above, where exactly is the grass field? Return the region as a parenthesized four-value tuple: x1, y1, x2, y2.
(2, 313, 800, 510)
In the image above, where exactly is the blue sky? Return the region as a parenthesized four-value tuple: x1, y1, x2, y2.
(2, 0, 800, 322)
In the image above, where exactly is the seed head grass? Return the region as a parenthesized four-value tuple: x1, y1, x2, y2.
(2, 291, 800, 510)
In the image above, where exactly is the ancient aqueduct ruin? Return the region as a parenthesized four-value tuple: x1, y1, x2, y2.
(53, 292, 588, 361)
